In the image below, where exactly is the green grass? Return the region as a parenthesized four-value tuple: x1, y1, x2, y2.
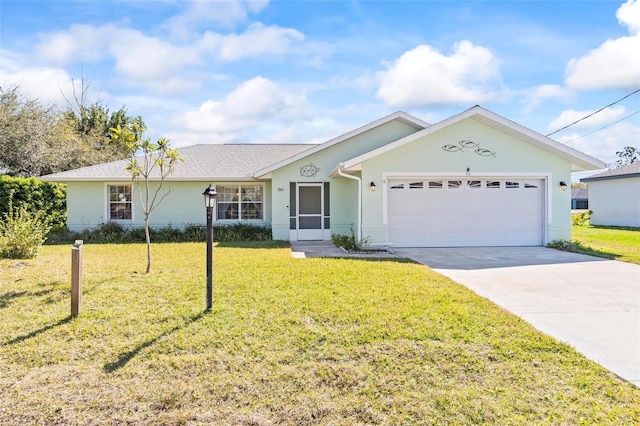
(568, 225, 640, 265)
(1, 243, 638, 424)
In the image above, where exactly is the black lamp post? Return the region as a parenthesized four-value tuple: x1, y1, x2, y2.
(203, 185, 218, 310)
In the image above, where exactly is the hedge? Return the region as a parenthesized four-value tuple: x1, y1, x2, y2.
(0, 176, 66, 227)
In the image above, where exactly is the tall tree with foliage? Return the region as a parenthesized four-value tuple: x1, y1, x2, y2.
(0, 86, 60, 176)
(615, 146, 639, 167)
(0, 85, 134, 176)
(61, 74, 132, 162)
(110, 117, 181, 273)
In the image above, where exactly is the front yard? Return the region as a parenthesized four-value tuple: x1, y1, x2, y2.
(570, 225, 640, 265)
(1, 242, 638, 424)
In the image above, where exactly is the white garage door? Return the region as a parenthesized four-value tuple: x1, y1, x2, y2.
(388, 178, 544, 247)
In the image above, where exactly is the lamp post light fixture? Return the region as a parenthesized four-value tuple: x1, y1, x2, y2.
(202, 185, 218, 310)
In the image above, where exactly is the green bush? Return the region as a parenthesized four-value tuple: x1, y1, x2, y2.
(46, 222, 272, 244)
(0, 176, 66, 227)
(0, 195, 52, 259)
(572, 210, 592, 226)
(331, 232, 358, 251)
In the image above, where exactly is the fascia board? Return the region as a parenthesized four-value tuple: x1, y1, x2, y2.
(342, 106, 606, 172)
(252, 111, 429, 178)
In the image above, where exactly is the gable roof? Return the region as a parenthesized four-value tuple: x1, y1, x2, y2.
(253, 111, 430, 178)
(571, 187, 589, 199)
(40, 144, 314, 182)
(335, 106, 606, 173)
(581, 162, 640, 182)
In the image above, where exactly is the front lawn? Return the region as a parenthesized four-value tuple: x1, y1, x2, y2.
(570, 225, 640, 265)
(1, 243, 638, 424)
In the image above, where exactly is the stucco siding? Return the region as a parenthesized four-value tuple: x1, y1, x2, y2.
(588, 178, 640, 227)
(359, 118, 572, 244)
(270, 119, 421, 239)
(65, 181, 271, 231)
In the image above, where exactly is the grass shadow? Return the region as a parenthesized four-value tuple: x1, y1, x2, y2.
(103, 310, 208, 373)
(587, 225, 640, 232)
(0, 287, 59, 309)
(550, 242, 621, 261)
(2, 315, 73, 346)
(0, 291, 29, 309)
(321, 256, 419, 264)
(215, 240, 290, 249)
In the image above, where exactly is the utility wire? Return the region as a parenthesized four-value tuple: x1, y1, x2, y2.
(545, 88, 640, 137)
(561, 109, 640, 145)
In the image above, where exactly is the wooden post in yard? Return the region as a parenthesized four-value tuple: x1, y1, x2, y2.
(71, 240, 83, 317)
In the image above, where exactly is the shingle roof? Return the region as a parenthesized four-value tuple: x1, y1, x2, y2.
(571, 187, 588, 199)
(581, 162, 640, 182)
(40, 144, 316, 182)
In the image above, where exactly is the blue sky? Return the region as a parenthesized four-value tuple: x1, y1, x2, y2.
(1, 0, 639, 169)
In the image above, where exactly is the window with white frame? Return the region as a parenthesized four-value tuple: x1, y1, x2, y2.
(216, 185, 263, 220)
(108, 185, 132, 220)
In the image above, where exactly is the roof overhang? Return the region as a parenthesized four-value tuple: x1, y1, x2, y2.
(39, 176, 263, 183)
(340, 106, 606, 173)
(582, 173, 640, 182)
(253, 111, 430, 179)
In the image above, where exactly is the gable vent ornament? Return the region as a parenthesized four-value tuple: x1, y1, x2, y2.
(442, 140, 496, 157)
(299, 163, 320, 177)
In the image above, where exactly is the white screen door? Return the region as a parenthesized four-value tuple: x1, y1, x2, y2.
(297, 183, 323, 240)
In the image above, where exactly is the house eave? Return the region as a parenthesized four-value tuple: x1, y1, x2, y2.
(39, 176, 264, 183)
(582, 173, 640, 182)
(253, 111, 430, 178)
(341, 106, 606, 172)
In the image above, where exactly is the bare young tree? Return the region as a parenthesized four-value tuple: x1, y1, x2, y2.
(110, 118, 182, 273)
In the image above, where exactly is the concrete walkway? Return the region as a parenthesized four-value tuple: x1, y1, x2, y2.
(394, 247, 640, 386)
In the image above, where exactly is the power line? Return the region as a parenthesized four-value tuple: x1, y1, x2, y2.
(561, 109, 640, 145)
(545, 88, 640, 137)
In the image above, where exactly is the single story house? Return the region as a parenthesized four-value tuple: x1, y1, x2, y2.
(41, 106, 605, 247)
(571, 187, 589, 210)
(581, 162, 640, 227)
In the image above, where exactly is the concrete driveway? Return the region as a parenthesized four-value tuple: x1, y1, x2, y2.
(393, 247, 640, 386)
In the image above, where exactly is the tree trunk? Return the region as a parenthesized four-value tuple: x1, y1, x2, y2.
(144, 215, 151, 273)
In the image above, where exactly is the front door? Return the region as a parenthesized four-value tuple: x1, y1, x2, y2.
(297, 183, 324, 240)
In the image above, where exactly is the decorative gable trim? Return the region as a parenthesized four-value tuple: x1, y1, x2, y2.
(252, 111, 430, 178)
(339, 106, 605, 172)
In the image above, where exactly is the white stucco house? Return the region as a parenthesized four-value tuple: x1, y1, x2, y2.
(41, 106, 606, 247)
(581, 162, 640, 227)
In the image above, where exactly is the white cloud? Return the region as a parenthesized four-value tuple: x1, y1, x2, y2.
(564, 0, 640, 91)
(0, 54, 76, 105)
(617, 0, 640, 35)
(559, 121, 640, 165)
(164, 0, 270, 38)
(375, 41, 502, 107)
(177, 76, 306, 137)
(109, 29, 202, 79)
(33, 20, 305, 94)
(521, 84, 573, 112)
(548, 106, 627, 132)
(200, 23, 305, 60)
(36, 24, 112, 65)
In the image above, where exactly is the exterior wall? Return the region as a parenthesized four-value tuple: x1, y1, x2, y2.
(270, 120, 422, 240)
(359, 118, 573, 244)
(588, 178, 640, 227)
(65, 180, 271, 231)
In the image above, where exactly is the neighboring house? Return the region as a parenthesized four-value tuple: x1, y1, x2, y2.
(581, 162, 640, 227)
(41, 106, 605, 247)
(571, 187, 589, 209)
